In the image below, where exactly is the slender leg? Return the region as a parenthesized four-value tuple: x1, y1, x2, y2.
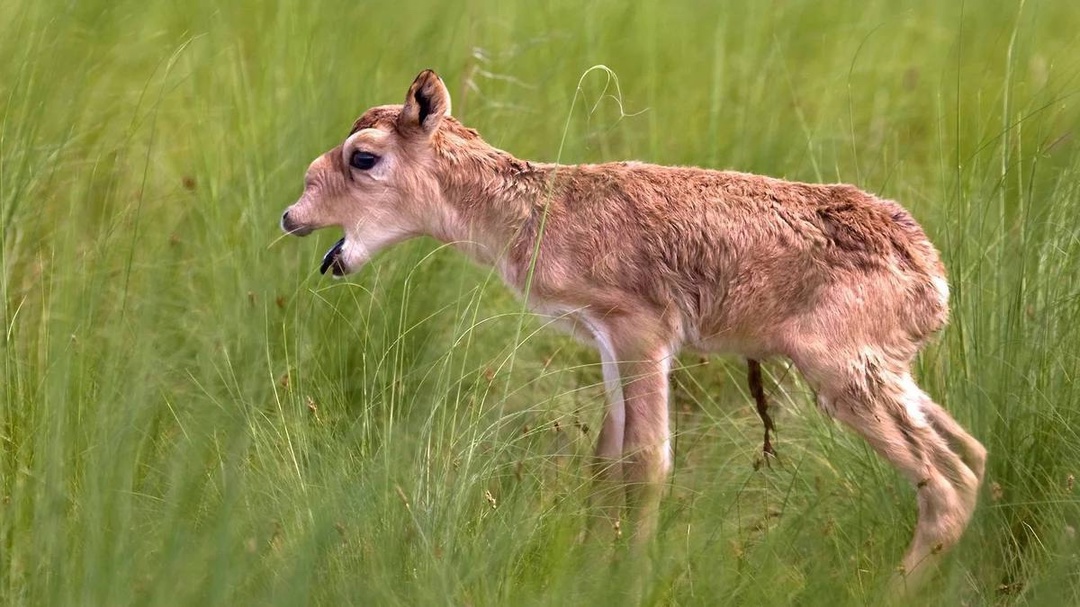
(590, 329, 626, 538)
(618, 345, 674, 543)
(796, 351, 982, 593)
(918, 395, 987, 483)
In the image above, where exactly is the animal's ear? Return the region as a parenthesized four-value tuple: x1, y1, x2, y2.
(398, 69, 452, 138)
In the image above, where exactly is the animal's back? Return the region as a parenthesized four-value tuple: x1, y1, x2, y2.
(528, 162, 948, 355)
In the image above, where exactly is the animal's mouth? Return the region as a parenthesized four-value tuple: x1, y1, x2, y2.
(319, 237, 347, 276)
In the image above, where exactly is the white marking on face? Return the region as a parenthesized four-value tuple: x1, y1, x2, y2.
(343, 128, 390, 152)
(336, 238, 372, 275)
(341, 128, 396, 183)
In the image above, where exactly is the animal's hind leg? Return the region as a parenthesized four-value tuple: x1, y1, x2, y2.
(797, 351, 981, 588)
(918, 395, 987, 484)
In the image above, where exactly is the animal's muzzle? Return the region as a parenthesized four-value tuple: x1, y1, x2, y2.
(280, 210, 314, 237)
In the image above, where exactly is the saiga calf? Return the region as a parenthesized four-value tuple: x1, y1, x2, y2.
(280, 70, 985, 586)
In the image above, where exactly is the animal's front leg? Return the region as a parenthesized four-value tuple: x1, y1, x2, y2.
(618, 345, 674, 543)
(589, 331, 626, 539)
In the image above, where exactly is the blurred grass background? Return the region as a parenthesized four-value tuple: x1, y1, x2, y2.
(2, 0, 1080, 604)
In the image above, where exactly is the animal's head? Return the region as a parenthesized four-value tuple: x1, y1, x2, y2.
(280, 69, 453, 276)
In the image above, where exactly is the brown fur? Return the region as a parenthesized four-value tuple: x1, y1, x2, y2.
(281, 70, 985, 590)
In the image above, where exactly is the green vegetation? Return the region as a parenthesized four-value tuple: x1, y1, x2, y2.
(2, 0, 1079, 604)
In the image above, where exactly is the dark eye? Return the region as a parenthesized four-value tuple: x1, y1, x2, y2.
(349, 150, 378, 170)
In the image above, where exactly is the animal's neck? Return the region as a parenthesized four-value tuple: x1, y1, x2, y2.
(431, 140, 557, 272)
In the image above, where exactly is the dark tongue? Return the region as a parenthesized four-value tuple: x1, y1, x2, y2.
(319, 238, 346, 275)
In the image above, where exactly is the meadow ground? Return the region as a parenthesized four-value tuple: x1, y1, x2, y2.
(2, 1, 1080, 605)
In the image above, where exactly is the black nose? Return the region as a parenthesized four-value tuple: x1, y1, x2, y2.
(281, 210, 314, 236)
(281, 211, 297, 233)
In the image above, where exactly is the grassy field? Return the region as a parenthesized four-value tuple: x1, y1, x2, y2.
(3, 0, 1080, 604)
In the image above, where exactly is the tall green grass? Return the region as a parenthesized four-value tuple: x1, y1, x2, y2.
(2, 0, 1079, 604)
